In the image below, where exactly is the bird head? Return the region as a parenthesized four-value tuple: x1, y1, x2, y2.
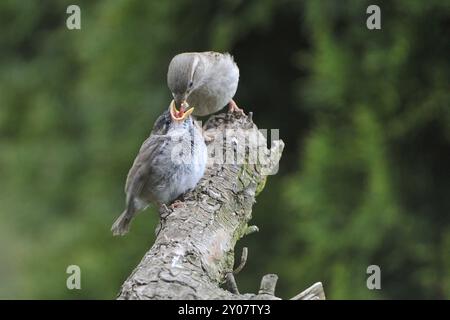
(167, 53, 204, 110)
(152, 101, 194, 136)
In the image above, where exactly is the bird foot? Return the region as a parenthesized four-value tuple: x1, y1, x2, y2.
(169, 200, 184, 209)
(203, 130, 216, 143)
(228, 99, 245, 116)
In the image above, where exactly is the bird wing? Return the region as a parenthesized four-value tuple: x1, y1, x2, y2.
(124, 134, 169, 202)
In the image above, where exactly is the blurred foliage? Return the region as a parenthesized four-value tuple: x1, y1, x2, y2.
(0, 0, 448, 299)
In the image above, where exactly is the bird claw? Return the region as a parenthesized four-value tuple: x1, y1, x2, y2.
(228, 99, 245, 116)
(169, 200, 184, 209)
(203, 131, 216, 143)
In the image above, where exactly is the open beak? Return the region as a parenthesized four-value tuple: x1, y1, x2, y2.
(169, 100, 194, 121)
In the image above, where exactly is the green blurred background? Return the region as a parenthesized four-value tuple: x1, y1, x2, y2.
(0, 0, 449, 299)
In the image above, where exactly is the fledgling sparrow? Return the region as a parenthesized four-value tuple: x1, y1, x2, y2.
(167, 51, 242, 117)
(111, 101, 207, 236)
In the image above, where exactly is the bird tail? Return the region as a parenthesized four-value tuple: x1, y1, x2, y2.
(111, 209, 133, 236)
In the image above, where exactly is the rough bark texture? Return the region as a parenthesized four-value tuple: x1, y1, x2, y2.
(117, 112, 325, 300)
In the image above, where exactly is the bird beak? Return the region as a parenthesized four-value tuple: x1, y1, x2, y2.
(169, 100, 194, 121)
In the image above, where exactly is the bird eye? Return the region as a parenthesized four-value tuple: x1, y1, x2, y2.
(188, 81, 193, 88)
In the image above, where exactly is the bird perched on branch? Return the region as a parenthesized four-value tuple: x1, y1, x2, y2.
(111, 101, 207, 236)
(167, 51, 242, 117)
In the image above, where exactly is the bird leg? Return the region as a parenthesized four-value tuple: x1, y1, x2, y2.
(228, 99, 245, 115)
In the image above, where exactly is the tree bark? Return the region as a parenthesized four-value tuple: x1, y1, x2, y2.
(117, 112, 325, 300)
